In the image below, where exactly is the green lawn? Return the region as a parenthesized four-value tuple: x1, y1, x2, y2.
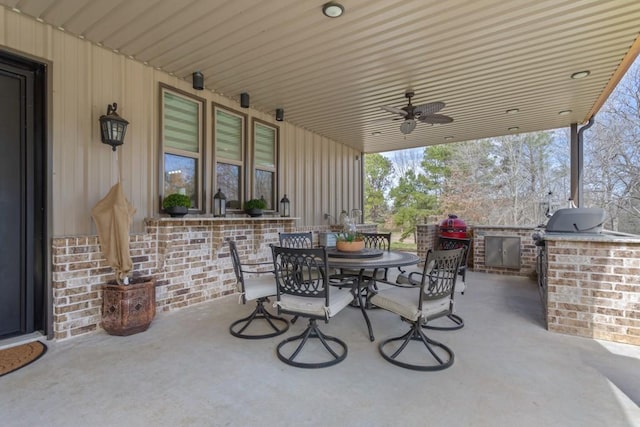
(390, 241, 417, 252)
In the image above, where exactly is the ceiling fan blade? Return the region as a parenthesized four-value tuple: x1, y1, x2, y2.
(413, 101, 445, 116)
(418, 114, 454, 124)
(380, 105, 408, 116)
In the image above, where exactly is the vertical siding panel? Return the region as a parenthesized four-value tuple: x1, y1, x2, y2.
(320, 137, 329, 223)
(0, 7, 4, 45)
(312, 133, 321, 223)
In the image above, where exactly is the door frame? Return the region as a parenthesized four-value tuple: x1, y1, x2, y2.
(0, 48, 52, 339)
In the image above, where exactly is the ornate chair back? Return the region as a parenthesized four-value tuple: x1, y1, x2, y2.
(279, 232, 314, 248)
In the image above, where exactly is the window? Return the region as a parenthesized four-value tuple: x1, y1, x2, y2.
(253, 120, 278, 210)
(160, 85, 205, 210)
(214, 106, 245, 210)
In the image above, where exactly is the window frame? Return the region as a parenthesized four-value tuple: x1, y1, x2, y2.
(251, 118, 279, 211)
(159, 83, 206, 213)
(213, 103, 247, 212)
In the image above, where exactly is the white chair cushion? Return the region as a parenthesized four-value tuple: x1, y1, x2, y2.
(422, 298, 451, 321)
(371, 286, 452, 323)
(278, 287, 353, 319)
(370, 286, 421, 322)
(243, 275, 277, 301)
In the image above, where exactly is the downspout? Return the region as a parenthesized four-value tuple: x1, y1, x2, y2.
(570, 117, 595, 208)
(358, 153, 364, 223)
(574, 116, 596, 208)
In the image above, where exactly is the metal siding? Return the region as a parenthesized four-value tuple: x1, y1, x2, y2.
(1, 11, 360, 235)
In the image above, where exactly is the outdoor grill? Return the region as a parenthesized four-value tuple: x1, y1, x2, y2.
(533, 207, 607, 311)
(543, 207, 606, 233)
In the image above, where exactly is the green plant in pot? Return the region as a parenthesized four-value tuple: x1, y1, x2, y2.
(244, 198, 267, 217)
(163, 193, 191, 217)
(336, 218, 364, 252)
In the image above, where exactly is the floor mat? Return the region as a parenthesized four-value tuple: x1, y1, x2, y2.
(0, 341, 47, 377)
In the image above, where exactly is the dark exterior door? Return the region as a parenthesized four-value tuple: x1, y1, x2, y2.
(0, 52, 46, 339)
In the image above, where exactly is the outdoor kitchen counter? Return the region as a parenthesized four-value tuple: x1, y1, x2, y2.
(145, 216, 300, 222)
(539, 231, 640, 346)
(541, 230, 640, 243)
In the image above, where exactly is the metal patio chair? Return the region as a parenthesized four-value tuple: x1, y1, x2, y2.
(370, 248, 464, 371)
(271, 245, 355, 368)
(279, 231, 314, 248)
(228, 240, 289, 339)
(396, 236, 471, 330)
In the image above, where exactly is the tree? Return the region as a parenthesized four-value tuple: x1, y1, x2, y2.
(584, 59, 640, 232)
(389, 169, 438, 239)
(363, 153, 393, 223)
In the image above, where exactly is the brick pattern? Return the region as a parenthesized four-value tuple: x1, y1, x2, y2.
(472, 226, 537, 277)
(416, 224, 439, 265)
(51, 218, 296, 340)
(545, 239, 640, 345)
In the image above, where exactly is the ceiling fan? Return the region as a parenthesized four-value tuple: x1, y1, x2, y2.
(380, 90, 453, 134)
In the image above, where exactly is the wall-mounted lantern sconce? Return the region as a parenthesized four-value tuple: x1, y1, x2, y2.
(213, 188, 227, 217)
(275, 108, 284, 121)
(99, 103, 129, 151)
(240, 92, 250, 108)
(280, 194, 290, 217)
(192, 71, 204, 90)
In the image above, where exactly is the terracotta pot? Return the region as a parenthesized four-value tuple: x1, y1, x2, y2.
(102, 277, 156, 336)
(336, 240, 365, 252)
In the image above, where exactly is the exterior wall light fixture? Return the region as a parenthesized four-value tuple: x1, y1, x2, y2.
(99, 103, 129, 151)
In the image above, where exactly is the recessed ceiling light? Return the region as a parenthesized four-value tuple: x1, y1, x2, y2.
(571, 70, 590, 79)
(558, 110, 572, 116)
(371, 131, 381, 136)
(322, 2, 344, 18)
(508, 127, 520, 132)
(506, 108, 519, 114)
(12, 7, 21, 13)
(57, 26, 65, 32)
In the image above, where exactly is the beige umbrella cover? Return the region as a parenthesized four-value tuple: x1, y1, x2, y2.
(91, 182, 136, 284)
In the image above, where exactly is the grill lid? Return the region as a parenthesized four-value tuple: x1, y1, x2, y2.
(545, 208, 606, 233)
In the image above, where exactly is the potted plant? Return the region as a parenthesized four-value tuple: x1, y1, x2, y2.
(336, 230, 365, 252)
(244, 198, 267, 217)
(92, 182, 156, 336)
(163, 193, 191, 217)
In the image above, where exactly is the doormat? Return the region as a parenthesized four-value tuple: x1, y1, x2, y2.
(0, 341, 47, 377)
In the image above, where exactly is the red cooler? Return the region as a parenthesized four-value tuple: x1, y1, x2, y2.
(439, 214, 467, 238)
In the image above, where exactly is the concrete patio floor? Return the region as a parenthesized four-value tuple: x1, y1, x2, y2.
(1, 271, 639, 427)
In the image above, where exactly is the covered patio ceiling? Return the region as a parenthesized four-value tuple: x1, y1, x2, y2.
(2, 0, 639, 154)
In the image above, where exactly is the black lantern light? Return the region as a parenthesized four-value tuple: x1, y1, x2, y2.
(99, 103, 129, 151)
(280, 194, 290, 217)
(213, 188, 227, 217)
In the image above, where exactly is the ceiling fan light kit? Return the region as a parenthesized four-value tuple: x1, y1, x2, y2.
(380, 90, 453, 135)
(400, 119, 416, 134)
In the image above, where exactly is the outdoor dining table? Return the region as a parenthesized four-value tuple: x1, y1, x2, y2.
(327, 249, 420, 341)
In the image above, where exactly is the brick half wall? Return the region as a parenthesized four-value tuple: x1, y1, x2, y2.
(51, 218, 297, 340)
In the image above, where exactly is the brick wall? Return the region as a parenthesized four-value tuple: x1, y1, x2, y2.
(545, 238, 640, 345)
(51, 218, 296, 340)
(472, 226, 537, 277)
(416, 224, 439, 265)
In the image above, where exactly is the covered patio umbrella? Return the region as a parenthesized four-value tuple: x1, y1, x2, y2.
(91, 182, 136, 284)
